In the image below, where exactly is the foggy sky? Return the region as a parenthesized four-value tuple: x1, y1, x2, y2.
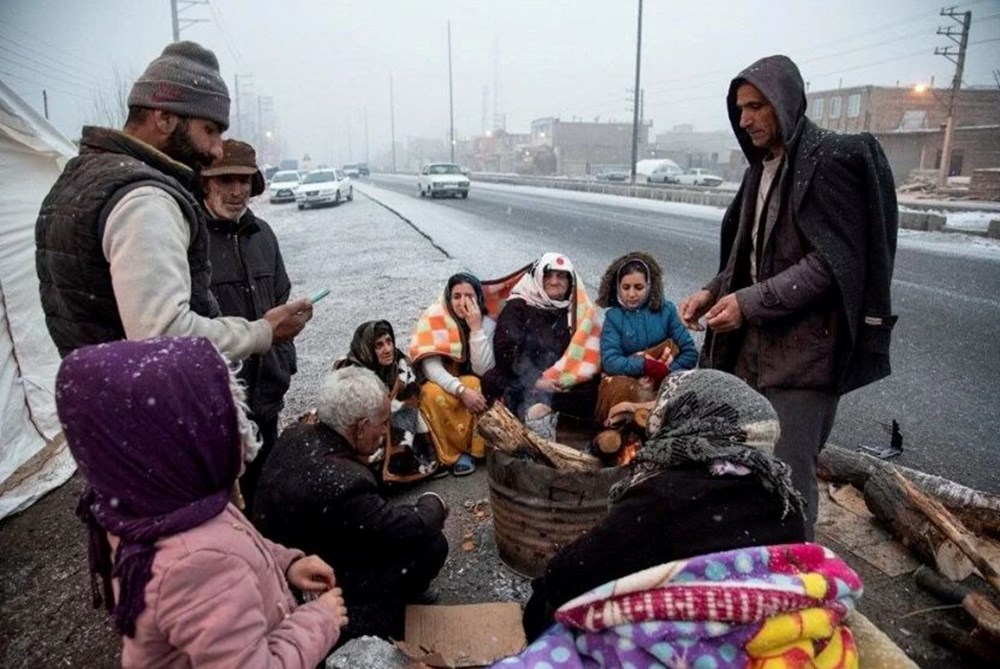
(2, 0, 998, 166)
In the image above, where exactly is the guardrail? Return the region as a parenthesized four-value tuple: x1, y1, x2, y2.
(470, 172, 737, 208)
(372, 171, 995, 237)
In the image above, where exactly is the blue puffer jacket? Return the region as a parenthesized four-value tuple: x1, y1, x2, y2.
(601, 301, 698, 376)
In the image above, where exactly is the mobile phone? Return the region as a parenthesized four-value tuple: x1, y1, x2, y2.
(310, 288, 331, 304)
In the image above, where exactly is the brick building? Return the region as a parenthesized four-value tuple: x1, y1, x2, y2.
(530, 117, 651, 177)
(806, 85, 1000, 182)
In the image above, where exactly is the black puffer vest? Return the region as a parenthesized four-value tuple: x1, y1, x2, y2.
(36, 127, 219, 357)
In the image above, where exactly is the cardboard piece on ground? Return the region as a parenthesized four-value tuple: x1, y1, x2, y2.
(817, 485, 920, 577)
(397, 603, 526, 668)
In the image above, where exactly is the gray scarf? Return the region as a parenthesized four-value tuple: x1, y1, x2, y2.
(609, 369, 804, 518)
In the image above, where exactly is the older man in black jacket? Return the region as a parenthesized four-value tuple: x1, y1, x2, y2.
(253, 366, 449, 643)
(200, 139, 296, 511)
(680, 55, 898, 538)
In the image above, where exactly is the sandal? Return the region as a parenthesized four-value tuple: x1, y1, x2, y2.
(452, 453, 476, 477)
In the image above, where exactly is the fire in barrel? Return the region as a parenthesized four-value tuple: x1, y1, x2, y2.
(478, 403, 625, 577)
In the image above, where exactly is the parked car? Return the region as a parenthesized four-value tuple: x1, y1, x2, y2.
(594, 166, 630, 181)
(636, 158, 680, 184)
(673, 168, 724, 187)
(645, 163, 685, 184)
(267, 170, 301, 203)
(418, 162, 470, 199)
(295, 169, 353, 209)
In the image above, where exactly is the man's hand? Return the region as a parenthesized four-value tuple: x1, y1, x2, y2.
(705, 293, 744, 333)
(679, 289, 715, 331)
(264, 299, 312, 343)
(459, 386, 487, 413)
(286, 555, 336, 592)
(462, 296, 483, 332)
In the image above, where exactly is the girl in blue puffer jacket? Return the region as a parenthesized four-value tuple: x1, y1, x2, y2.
(595, 251, 698, 422)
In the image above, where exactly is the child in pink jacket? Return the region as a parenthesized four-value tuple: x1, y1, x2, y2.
(57, 336, 348, 668)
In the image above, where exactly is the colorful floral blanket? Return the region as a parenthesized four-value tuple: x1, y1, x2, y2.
(494, 543, 863, 669)
(408, 265, 602, 387)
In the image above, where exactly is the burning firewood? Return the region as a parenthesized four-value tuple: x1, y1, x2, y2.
(477, 403, 601, 471)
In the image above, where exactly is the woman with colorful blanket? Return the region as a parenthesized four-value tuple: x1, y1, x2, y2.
(595, 251, 698, 423)
(335, 320, 440, 482)
(482, 252, 601, 427)
(522, 369, 810, 643)
(502, 543, 863, 668)
(409, 273, 496, 476)
(56, 337, 348, 668)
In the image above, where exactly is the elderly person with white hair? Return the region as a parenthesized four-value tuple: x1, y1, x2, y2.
(253, 366, 449, 644)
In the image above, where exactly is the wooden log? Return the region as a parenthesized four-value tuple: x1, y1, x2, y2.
(594, 430, 623, 455)
(930, 623, 1000, 666)
(914, 566, 1000, 641)
(820, 446, 1000, 538)
(896, 470, 1000, 596)
(863, 466, 975, 581)
(478, 403, 601, 471)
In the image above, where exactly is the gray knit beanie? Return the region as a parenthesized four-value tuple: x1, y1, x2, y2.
(128, 41, 230, 130)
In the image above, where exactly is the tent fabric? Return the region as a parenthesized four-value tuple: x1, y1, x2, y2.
(0, 79, 77, 520)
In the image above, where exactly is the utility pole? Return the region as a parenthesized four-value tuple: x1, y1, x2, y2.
(629, 0, 643, 183)
(169, 0, 208, 41)
(42, 90, 48, 120)
(389, 75, 397, 173)
(364, 105, 370, 164)
(347, 114, 353, 162)
(934, 7, 972, 188)
(447, 20, 455, 163)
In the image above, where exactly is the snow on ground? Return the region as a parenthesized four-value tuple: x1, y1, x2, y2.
(902, 208, 996, 232)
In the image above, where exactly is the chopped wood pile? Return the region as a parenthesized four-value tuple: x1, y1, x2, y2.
(818, 446, 1000, 664)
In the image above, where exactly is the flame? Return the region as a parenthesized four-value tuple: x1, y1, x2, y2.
(617, 439, 641, 466)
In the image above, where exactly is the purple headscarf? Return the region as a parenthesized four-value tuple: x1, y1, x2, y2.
(56, 336, 242, 637)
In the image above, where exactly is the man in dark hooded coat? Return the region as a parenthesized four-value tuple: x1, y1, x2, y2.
(680, 55, 898, 537)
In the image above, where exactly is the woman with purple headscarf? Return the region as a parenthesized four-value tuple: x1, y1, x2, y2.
(57, 336, 347, 667)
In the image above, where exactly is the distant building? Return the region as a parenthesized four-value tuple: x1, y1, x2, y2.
(652, 126, 740, 180)
(468, 129, 532, 174)
(806, 85, 1000, 182)
(531, 117, 651, 177)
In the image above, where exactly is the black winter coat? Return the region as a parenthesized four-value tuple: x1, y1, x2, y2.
(252, 422, 447, 604)
(205, 209, 294, 420)
(703, 56, 897, 394)
(522, 465, 807, 640)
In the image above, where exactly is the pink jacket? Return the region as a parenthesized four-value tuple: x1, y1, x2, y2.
(115, 504, 339, 668)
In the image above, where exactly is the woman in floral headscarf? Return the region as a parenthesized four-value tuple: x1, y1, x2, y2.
(522, 369, 809, 642)
(57, 337, 347, 667)
(482, 252, 601, 431)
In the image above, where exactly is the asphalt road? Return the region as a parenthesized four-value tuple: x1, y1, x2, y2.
(366, 173, 1000, 493)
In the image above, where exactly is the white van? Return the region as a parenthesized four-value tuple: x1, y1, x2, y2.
(635, 158, 684, 184)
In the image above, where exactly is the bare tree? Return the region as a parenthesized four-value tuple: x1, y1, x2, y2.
(85, 64, 134, 129)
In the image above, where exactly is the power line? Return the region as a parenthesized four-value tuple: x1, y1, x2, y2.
(0, 49, 106, 93)
(0, 18, 106, 71)
(0, 69, 95, 101)
(207, 0, 244, 67)
(0, 44, 110, 90)
(0, 28, 114, 85)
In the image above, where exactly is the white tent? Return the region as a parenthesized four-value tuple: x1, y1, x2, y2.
(0, 80, 78, 520)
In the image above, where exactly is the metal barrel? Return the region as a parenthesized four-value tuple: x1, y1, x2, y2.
(487, 449, 625, 578)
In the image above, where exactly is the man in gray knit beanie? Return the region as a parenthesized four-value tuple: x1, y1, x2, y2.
(36, 40, 313, 367)
(128, 40, 230, 132)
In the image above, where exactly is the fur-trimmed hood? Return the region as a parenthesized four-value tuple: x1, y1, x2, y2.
(597, 251, 664, 311)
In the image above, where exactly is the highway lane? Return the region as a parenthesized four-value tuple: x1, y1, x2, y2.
(364, 174, 1000, 492)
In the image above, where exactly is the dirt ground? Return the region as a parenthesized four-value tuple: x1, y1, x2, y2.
(0, 461, 991, 668)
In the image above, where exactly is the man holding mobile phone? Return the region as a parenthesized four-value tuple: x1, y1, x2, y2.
(198, 138, 300, 513)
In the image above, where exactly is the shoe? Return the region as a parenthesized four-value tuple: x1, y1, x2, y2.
(429, 465, 450, 480)
(452, 453, 476, 477)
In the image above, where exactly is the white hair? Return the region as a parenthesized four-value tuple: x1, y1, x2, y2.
(317, 366, 387, 434)
(225, 358, 262, 463)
